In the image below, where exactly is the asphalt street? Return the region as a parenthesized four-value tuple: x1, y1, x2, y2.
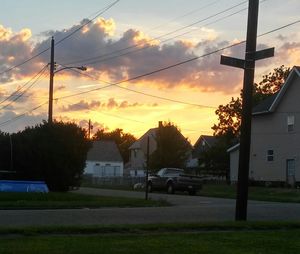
(0, 187, 300, 227)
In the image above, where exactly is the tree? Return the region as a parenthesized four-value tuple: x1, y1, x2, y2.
(149, 121, 191, 171)
(212, 65, 291, 138)
(206, 66, 291, 182)
(11, 121, 90, 191)
(92, 128, 136, 163)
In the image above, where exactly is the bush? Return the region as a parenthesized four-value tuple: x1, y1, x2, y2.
(8, 121, 91, 191)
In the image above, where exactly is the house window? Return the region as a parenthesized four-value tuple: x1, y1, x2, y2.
(267, 150, 274, 161)
(287, 115, 295, 132)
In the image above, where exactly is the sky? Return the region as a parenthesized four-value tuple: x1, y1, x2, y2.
(0, 0, 300, 144)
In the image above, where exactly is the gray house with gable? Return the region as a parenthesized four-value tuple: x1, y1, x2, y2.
(228, 66, 300, 186)
(84, 140, 124, 177)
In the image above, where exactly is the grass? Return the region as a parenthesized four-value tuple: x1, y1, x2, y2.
(0, 222, 300, 254)
(199, 184, 300, 203)
(82, 182, 300, 203)
(0, 192, 169, 209)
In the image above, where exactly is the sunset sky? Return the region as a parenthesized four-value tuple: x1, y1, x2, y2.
(0, 0, 299, 144)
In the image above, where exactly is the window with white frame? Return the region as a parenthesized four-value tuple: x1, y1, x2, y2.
(287, 115, 295, 132)
(267, 150, 274, 161)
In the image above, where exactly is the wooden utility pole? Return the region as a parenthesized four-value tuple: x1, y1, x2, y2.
(145, 136, 150, 200)
(48, 37, 55, 124)
(221, 0, 274, 220)
(88, 119, 93, 139)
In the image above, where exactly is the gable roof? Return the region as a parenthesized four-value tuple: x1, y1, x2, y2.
(194, 135, 217, 148)
(129, 128, 157, 150)
(253, 66, 300, 115)
(87, 141, 123, 162)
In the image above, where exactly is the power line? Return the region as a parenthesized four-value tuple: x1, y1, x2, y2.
(63, 0, 248, 66)
(55, 0, 120, 47)
(0, 64, 48, 105)
(0, 101, 48, 128)
(57, 67, 217, 109)
(0, 0, 120, 77)
(55, 18, 300, 106)
(0, 67, 48, 110)
(63, 0, 220, 65)
(1, 18, 299, 128)
(60, 98, 146, 124)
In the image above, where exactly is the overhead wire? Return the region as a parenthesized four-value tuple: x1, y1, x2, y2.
(55, 17, 300, 107)
(63, 0, 220, 65)
(0, 0, 120, 77)
(63, 0, 248, 66)
(0, 66, 49, 110)
(56, 67, 217, 109)
(59, 98, 146, 124)
(0, 101, 48, 128)
(0, 64, 49, 105)
(1, 17, 299, 128)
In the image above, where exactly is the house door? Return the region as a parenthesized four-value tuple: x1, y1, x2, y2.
(286, 159, 296, 187)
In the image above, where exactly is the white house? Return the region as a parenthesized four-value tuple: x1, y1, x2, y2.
(84, 140, 124, 177)
(228, 66, 300, 186)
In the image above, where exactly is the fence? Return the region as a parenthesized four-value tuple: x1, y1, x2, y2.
(83, 175, 145, 188)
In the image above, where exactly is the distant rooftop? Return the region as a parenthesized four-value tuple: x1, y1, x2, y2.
(87, 140, 123, 162)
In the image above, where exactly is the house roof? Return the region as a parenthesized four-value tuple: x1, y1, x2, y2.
(129, 128, 157, 150)
(194, 135, 217, 148)
(87, 141, 123, 162)
(253, 66, 300, 115)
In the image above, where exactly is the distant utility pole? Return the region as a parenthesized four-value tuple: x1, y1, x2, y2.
(48, 37, 55, 124)
(220, 0, 274, 221)
(145, 136, 150, 200)
(88, 119, 93, 139)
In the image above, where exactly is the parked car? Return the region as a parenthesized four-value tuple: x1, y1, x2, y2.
(147, 168, 202, 195)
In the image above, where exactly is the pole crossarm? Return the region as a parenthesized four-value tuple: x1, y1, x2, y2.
(54, 66, 87, 74)
(220, 47, 274, 69)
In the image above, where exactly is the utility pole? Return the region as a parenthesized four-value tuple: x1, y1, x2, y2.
(47, 37, 86, 124)
(48, 37, 55, 124)
(145, 136, 150, 200)
(88, 119, 93, 139)
(220, 0, 274, 220)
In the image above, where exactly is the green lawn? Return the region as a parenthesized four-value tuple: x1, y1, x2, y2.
(0, 192, 169, 209)
(0, 226, 299, 254)
(199, 184, 300, 203)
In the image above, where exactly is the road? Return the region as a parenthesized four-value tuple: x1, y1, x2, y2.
(0, 187, 300, 227)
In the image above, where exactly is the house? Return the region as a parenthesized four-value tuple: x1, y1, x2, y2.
(186, 135, 218, 168)
(128, 121, 192, 176)
(228, 66, 300, 186)
(127, 126, 158, 177)
(84, 140, 124, 177)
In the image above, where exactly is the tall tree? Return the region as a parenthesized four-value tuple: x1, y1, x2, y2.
(212, 65, 291, 138)
(92, 128, 136, 163)
(149, 121, 191, 171)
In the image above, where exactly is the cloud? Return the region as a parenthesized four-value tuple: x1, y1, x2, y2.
(1, 18, 300, 94)
(0, 110, 46, 133)
(61, 100, 101, 112)
(60, 97, 153, 112)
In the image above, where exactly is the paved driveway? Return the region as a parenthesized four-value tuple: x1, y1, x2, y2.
(0, 187, 300, 227)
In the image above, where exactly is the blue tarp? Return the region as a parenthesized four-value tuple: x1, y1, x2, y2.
(0, 180, 49, 193)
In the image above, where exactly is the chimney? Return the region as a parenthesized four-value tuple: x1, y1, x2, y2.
(158, 121, 163, 128)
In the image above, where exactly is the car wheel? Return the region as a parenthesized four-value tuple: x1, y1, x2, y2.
(147, 182, 152, 193)
(167, 183, 174, 194)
